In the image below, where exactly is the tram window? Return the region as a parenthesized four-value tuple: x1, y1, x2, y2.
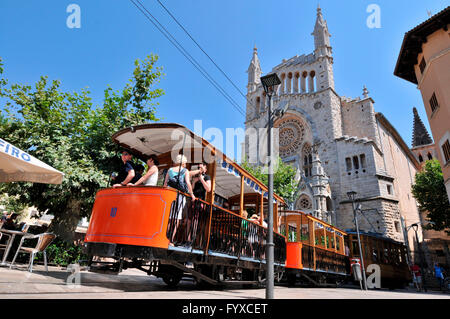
(372, 244, 378, 262)
(300, 216, 310, 243)
(392, 247, 400, 264)
(383, 248, 389, 264)
(314, 223, 326, 248)
(280, 224, 286, 236)
(326, 232, 333, 249)
(336, 237, 340, 251)
(288, 225, 297, 242)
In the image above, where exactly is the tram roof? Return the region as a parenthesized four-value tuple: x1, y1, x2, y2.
(281, 210, 347, 236)
(345, 230, 406, 245)
(112, 123, 286, 204)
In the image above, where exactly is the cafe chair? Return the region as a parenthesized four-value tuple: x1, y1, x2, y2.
(0, 232, 12, 252)
(9, 233, 56, 272)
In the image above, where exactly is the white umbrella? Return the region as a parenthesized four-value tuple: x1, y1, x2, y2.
(0, 138, 64, 184)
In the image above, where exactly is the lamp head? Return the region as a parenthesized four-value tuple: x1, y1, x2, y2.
(260, 73, 281, 96)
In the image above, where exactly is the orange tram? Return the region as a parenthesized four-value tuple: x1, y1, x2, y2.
(84, 123, 410, 288)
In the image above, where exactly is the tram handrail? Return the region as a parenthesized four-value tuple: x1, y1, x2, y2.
(165, 191, 286, 263)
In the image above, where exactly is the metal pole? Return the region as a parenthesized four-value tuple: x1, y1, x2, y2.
(266, 93, 274, 299)
(352, 200, 368, 290)
(400, 217, 411, 266)
(414, 228, 427, 291)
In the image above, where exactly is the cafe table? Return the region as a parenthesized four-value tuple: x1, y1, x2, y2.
(0, 229, 33, 266)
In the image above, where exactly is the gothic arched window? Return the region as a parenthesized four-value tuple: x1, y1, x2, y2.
(256, 97, 260, 115)
(309, 71, 316, 92)
(302, 143, 312, 177)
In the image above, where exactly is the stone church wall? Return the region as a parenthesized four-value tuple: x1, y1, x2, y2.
(243, 7, 423, 251)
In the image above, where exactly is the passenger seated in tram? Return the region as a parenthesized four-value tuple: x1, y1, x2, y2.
(127, 155, 159, 186)
(249, 214, 267, 228)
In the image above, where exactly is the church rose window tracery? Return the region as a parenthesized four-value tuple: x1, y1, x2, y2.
(278, 118, 305, 157)
(297, 194, 312, 210)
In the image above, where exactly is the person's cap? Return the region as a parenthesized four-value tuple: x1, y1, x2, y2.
(120, 149, 132, 155)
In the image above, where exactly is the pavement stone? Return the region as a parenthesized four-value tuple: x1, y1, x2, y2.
(1, 264, 449, 299)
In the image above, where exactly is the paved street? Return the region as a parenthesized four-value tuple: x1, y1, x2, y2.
(0, 264, 449, 299)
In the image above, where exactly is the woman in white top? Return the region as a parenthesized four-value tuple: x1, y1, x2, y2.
(128, 154, 159, 186)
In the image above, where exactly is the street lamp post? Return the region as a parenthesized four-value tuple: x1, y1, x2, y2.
(347, 191, 368, 290)
(260, 73, 281, 299)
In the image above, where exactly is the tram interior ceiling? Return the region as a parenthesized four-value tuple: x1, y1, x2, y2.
(83, 123, 410, 289)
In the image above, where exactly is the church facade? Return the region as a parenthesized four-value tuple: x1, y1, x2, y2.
(243, 7, 423, 249)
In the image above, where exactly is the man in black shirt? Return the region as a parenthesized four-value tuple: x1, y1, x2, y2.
(192, 162, 211, 200)
(112, 150, 136, 188)
(191, 162, 212, 246)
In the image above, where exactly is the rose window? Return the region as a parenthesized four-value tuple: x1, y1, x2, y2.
(297, 195, 312, 210)
(278, 118, 305, 157)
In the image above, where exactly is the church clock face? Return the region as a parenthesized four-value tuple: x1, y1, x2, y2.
(278, 118, 305, 157)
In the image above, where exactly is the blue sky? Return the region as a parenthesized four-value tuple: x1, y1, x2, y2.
(0, 0, 447, 161)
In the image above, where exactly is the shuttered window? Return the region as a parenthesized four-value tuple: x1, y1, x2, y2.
(429, 92, 439, 112)
(419, 57, 426, 74)
(442, 140, 450, 163)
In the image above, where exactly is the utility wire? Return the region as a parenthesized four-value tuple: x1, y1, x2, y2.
(129, 0, 246, 117)
(156, 0, 253, 108)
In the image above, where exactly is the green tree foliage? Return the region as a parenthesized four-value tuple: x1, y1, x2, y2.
(0, 194, 28, 217)
(411, 159, 450, 235)
(0, 55, 164, 241)
(241, 157, 299, 207)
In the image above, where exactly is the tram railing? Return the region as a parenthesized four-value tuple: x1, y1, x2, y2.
(302, 244, 315, 269)
(315, 246, 347, 274)
(166, 192, 286, 264)
(166, 194, 210, 250)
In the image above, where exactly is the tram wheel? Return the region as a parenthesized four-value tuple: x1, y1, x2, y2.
(162, 273, 183, 288)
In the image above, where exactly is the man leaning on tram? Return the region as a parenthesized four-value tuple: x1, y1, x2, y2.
(191, 162, 211, 201)
(112, 149, 139, 188)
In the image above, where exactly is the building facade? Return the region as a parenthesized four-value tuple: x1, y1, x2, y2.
(394, 6, 450, 202)
(243, 7, 424, 254)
